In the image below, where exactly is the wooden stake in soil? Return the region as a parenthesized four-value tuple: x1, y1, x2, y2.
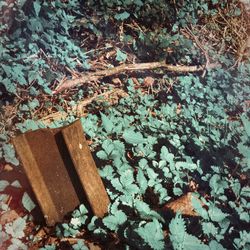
(13, 120, 109, 226)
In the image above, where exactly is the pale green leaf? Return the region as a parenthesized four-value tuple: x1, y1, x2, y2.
(5, 217, 26, 239)
(209, 240, 226, 250)
(136, 219, 165, 250)
(101, 112, 113, 133)
(208, 205, 228, 222)
(114, 11, 130, 21)
(123, 129, 144, 144)
(96, 150, 108, 160)
(0, 180, 9, 192)
(22, 192, 36, 212)
(33, 0, 41, 16)
(116, 49, 127, 62)
(136, 168, 148, 194)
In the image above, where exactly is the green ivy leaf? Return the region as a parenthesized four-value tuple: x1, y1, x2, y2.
(241, 114, 250, 137)
(134, 199, 163, 222)
(208, 204, 228, 222)
(8, 238, 28, 250)
(136, 219, 165, 250)
(103, 210, 127, 231)
(169, 214, 209, 250)
(2, 143, 19, 166)
(0, 180, 9, 192)
(96, 150, 108, 160)
(191, 196, 209, 220)
(2, 78, 17, 94)
(22, 192, 36, 212)
(5, 217, 26, 239)
(100, 112, 113, 133)
(202, 222, 218, 236)
(33, 0, 41, 16)
(116, 49, 127, 62)
(241, 187, 250, 198)
(114, 11, 130, 21)
(209, 240, 226, 250)
(136, 168, 148, 194)
(169, 213, 186, 246)
(28, 99, 40, 110)
(72, 240, 88, 250)
(123, 129, 144, 144)
(182, 234, 209, 250)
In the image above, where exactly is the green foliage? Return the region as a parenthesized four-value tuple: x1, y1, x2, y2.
(169, 213, 209, 250)
(135, 219, 165, 250)
(22, 192, 36, 213)
(5, 217, 26, 239)
(80, 66, 249, 249)
(0, 180, 9, 192)
(56, 204, 88, 237)
(1, 143, 19, 166)
(123, 129, 145, 145)
(0, 0, 88, 97)
(116, 49, 128, 62)
(103, 202, 127, 231)
(1, 0, 249, 249)
(39, 245, 56, 250)
(72, 240, 88, 250)
(233, 231, 250, 250)
(114, 11, 130, 21)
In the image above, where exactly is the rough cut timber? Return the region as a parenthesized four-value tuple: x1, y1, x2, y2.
(13, 120, 109, 226)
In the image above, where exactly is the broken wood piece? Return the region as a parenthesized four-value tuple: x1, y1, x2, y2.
(13, 120, 109, 226)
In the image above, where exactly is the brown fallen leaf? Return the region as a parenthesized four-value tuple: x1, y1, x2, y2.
(4, 164, 13, 172)
(143, 76, 155, 87)
(189, 180, 199, 192)
(162, 192, 203, 216)
(88, 242, 102, 250)
(105, 50, 116, 59)
(131, 77, 140, 86)
(112, 78, 122, 86)
(0, 209, 19, 225)
(176, 103, 182, 115)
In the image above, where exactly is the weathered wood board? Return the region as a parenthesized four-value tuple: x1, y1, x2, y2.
(62, 120, 110, 217)
(13, 120, 109, 226)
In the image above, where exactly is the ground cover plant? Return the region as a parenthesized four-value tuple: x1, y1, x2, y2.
(0, 0, 249, 249)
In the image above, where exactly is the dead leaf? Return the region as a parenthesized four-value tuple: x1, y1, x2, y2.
(105, 50, 116, 59)
(176, 103, 182, 115)
(163, 192, 203, 216)
(33, 227, 49, 240)
(112, 78, 122, 85)
(88, 242, 102, 250)
(189, 180, 199, 192)
(0, 210, 19, 225)
(131, 77, 140, 85)
(4, 164, 13, 172)
(144, 76, 155, 87)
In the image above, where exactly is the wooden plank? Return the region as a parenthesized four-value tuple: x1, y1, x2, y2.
(13, 129, 80, 226)
(62, 120, 110, 217)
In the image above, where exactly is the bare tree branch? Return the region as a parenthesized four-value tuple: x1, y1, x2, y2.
(53, 61, 205, 94)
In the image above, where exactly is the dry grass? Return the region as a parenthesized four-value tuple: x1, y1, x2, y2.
(181, 1, 250, 67)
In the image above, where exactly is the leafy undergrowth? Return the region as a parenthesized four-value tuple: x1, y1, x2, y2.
(0, 0, 250, 249)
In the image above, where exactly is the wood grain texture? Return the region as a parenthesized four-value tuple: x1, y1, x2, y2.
(62, 120, 110, 217)
(13, 129, 80, 226)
